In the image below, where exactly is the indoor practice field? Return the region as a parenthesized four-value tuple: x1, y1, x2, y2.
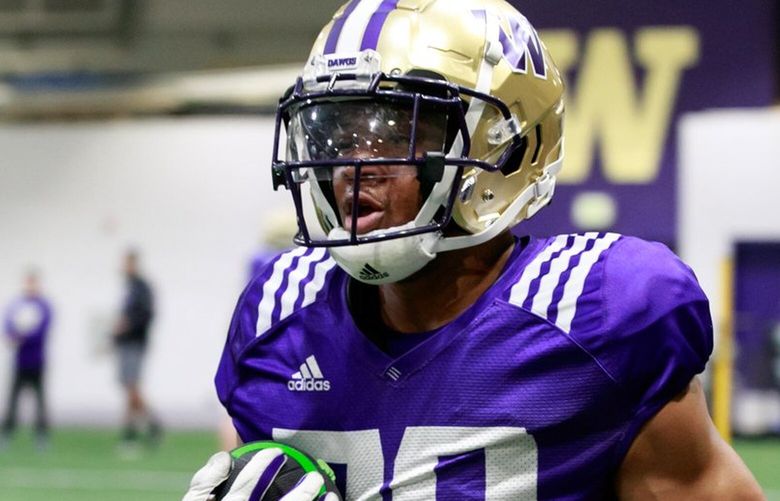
(0, 428, 777, 500)
(0, 428, 216, 501)
(1, 0, 779, 500)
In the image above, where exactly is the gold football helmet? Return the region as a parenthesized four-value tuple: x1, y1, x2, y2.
(273, 0, 564, 283)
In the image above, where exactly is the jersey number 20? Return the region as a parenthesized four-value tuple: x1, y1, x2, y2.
(273, 426, 538, 500)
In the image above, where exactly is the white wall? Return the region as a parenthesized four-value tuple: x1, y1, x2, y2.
(0, 117, 291, 428)
(679, 109, 780, 345)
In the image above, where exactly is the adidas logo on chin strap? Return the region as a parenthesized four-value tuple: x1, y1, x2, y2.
(288, 355, 331, 392)
(359, 263, 390, 281)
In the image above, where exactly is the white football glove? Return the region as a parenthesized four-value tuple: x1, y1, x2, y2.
(182, 448, 339, 501)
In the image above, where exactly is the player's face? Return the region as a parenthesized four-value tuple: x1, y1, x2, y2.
(290, 100, 447, 235)
(330, 113, 446, 234)
(331, 163, 422, 235)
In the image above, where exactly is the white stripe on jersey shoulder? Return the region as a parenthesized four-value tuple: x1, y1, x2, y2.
(555, 232, 621, 333)
(530, 232, 599, 318)
(508, 233, 622, 333)
(255, 248, 336, 337)
(336, 0, 385, 53)
(508, 234, 569, 307)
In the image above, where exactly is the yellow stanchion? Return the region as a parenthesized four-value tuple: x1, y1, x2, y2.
(712, 257, 734, 443)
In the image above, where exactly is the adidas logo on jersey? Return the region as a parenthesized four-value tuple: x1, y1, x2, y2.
(288, 355, 331, 392)
(359, 263, 389, 281)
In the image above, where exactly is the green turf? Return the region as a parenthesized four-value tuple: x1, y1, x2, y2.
(734, 438, 780, 500)
(0, 428, 218, 501)
(0, 428, 777, 500)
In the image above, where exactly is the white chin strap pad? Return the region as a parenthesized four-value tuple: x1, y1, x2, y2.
(328, 222, 438, 284)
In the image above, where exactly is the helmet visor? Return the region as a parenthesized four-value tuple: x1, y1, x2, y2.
(286, 98, 450, 165)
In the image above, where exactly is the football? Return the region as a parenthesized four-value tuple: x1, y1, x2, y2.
(211, 440, 342, 500)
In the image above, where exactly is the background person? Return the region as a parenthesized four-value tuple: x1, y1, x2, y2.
(113, 249, 161, 451)
(1, 269, 52, 450)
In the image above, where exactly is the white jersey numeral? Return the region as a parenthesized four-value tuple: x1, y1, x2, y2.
(272, 426, 538, 501)
(273, 428, 384, 500)
(392, 426, 537, 501)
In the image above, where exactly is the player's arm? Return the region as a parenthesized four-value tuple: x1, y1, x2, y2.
(615, 377, 764, 500)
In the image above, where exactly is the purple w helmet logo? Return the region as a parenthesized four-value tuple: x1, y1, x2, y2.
(473, 9, 547, 79)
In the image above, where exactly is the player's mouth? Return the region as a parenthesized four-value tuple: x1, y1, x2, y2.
(342, 193, 385, 235)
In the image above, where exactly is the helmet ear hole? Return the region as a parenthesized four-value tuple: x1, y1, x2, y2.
(499, 122, 543, 176)
(529, 124, 543, 165)
(499, 136, 529, 176)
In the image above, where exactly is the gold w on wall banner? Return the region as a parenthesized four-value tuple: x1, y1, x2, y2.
(542, 27, 700, 185)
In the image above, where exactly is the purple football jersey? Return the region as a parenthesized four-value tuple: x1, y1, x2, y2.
(216, 233, 712, 500)
(3, 295, 52, 371)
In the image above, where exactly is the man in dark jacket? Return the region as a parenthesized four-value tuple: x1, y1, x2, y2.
(114, 250, 161, 450)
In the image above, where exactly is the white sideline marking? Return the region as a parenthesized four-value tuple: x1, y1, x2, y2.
(0, 467, 190, 492)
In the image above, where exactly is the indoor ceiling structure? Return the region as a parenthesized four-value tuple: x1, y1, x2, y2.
(0, 0, 345, 117)
(0, 1, 777, 118)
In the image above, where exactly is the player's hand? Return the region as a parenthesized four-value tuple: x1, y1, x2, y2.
(182, 449, 338, 501)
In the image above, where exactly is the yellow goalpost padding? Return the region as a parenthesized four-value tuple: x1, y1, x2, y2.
(711, 257, 734, 443)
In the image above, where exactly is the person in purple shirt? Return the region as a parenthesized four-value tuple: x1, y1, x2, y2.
(2, 270, 52, 449)
(184, 1, 763, 499)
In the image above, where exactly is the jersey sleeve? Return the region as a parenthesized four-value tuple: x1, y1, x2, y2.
(214, 259, 276, 409)
(571, 237, 713, 455)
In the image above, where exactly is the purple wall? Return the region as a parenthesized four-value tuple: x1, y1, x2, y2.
(512, 0, 777, 245)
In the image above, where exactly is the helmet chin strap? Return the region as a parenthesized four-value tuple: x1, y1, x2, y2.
(328, 222, 438, 284)
(434, 154, 563, 253)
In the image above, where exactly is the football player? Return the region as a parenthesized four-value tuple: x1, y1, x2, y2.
(184, 0, 763, 499)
